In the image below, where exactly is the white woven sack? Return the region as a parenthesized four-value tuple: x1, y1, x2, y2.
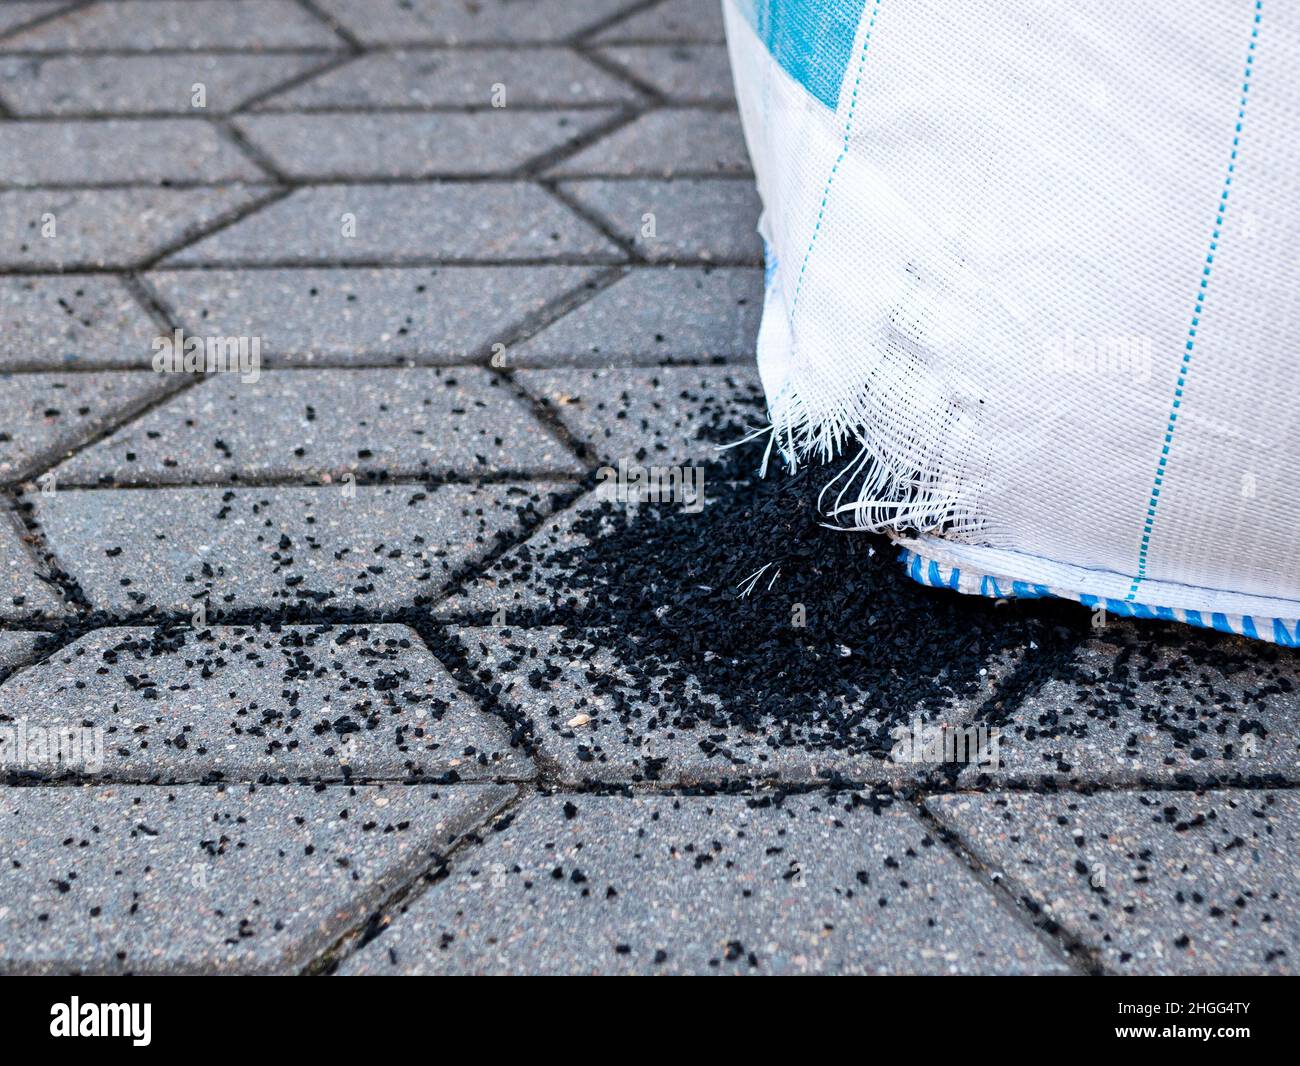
(724, 0, 1300, 644)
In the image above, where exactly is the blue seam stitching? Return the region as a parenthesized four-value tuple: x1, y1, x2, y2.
(787, 2, 881, 321)
(1128, 0, 1262, 600)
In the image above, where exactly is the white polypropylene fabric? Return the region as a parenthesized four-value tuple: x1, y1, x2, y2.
(724, 0, 1300, 643)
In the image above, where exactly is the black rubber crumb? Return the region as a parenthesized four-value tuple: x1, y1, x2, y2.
(435, 401, 1093, 768)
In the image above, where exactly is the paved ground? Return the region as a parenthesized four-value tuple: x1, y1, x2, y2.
(1, 0, 1298, 976)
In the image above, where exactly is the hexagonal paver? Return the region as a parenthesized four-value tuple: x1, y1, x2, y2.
(508, 269, 762, 365)
(0, 275, 161, 370)
(163, 183, 621, 266)
(0, 783, 513, 974)
(0, 0, 342, 50)
(0, 186, 273, 269)
(255, 48, 640, 109)
(146, 265, 603, 366)
(340, 792, 1067, 974)
(232, 110, 619, 180)
(928, 789, 1300, 974)
(560, 179, 760, 262)
(0, 624, 532, 782)
(34, 481, 568, 615)
(0, 52, 337, 115)
(313, 0, 634, 45)
(0, 119, 264, 186)
(0, 370, 171, 482)
(51, 368, 584, 486)
(548, 108, 749, 177)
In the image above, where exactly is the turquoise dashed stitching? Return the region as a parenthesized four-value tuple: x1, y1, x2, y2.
(787, 2, 881, 321)
(1128, 0, 1262, 600)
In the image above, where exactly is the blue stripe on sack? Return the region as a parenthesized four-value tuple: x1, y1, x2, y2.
(735, 0, 871, 109)
(1127, 0, 1262, 601)
(1010, 582, 1048, 600)
(897, 554, 1298, 645)
(762, 240, 779, 290)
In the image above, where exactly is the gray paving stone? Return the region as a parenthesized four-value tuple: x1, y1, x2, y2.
(560, 179, 761, 262)
(0, 517, 63, 619)
(34, 481, 567, 615)
(967, 627, 1300, 787)
(163, 183, 621, 266)
(51, 368, 583, 486)
(0, 119, 264, 186)
(0, 370, 170, 483)
(233, 109, 618, 180)
(549, 108, 750, 177)
(0, 782, 513, 974)
(0, 2, 65, 39)
(0, 625, 531, 782)
(0, 51, 338, 116)
(514, 364, 764, 464)
(0, 631, 42, 676)
(449, 627, 1010, 786)
(593, 0, 727, 43)
(146, 265, 602, 366)
(0, 185, 272, 269)
(0, 275, 160, 370)
(508, 268, 762, 366)
(928, 789, 1300, 974)
(314, 0, 635, 45)
(256, 47, 641, 110)
(0, 0, 342, 50)
(341, 792, 1066, 975)
(595, 43, 734, 101)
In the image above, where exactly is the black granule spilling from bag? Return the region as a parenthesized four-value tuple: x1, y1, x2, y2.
(459, 410, 1091, 767)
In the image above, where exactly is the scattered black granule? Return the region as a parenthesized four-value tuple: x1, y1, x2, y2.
(465, 422, 1088, 766)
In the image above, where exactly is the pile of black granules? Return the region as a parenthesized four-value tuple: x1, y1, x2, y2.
(458, 430, 1091, 760)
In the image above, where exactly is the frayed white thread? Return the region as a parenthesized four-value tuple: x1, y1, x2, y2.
(766, 375, 975, 536)
(715, 420, 779, 479)
(736, 562, 774, 597)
